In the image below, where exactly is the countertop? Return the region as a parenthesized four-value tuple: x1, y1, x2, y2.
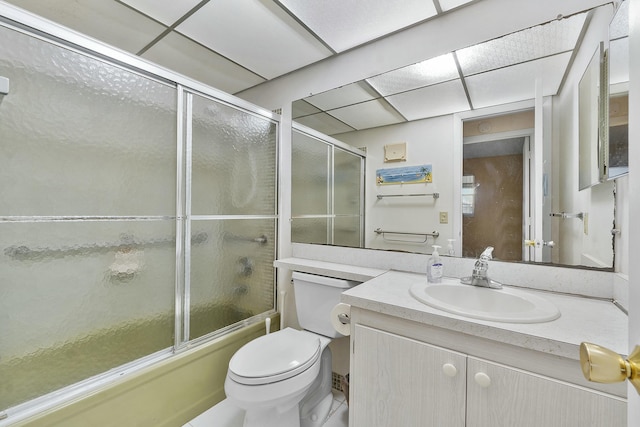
(341, 270, 628, 361)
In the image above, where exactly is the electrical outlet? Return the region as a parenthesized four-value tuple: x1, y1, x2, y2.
(439, 212, 448, 224)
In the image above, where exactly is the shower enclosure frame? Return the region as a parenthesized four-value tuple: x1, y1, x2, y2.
(0, 2, 280, 423)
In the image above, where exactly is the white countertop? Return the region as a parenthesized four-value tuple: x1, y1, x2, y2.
(341, 270, 628, 361)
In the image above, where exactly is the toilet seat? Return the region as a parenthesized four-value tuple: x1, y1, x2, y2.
(228, 328, 321, 385)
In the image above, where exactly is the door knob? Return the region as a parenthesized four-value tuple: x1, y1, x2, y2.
(580, 342, 640, 394)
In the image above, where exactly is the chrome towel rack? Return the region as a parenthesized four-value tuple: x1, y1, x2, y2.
(377, 192, 439, 200)
(374, 228, 439, 243)
(4, 232, 209, 261)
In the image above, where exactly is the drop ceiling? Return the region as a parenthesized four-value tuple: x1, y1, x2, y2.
(293, 11, 591, 135)
(1, 0, 614, 136)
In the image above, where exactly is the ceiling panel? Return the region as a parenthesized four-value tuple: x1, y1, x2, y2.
(292, 100, 322, 119)
(304, 81, 379, 111)
(142, 32, 265, 94)
(176, 0, 333, 79)
(5, 0, 165, 54)
(438, 0, 476, 12)
(367, 53, 459, 96)
(610, 0, 629, 39)
(295, 113, 355, 136)
(465, 52, 572, 109)
(387, 79, 470, 121)
(329, 99, 406, 131)
(278, 0, 438, 52)
(119, 0, 201, 26)
(456, 12, 586, 76)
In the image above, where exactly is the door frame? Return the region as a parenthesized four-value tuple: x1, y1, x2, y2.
(453, 100, 536, 259)
(461, 132, 533, 261)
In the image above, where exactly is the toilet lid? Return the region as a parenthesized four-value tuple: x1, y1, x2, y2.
(228, 328, 321, 385)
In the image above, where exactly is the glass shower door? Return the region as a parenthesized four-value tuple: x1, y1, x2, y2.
(0, 23, 177, 410)
(334, 147, 364, 247)
(187, 93, 277, 341)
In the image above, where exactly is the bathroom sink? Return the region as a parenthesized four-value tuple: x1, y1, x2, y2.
(409, 278, 560, 323)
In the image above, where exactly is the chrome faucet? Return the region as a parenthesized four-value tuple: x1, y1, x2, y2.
(461, 246, 502, 289)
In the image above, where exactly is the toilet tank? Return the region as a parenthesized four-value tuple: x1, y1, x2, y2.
(292, 271, 360, 338)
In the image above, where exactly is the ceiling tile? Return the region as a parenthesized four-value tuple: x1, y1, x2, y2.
(465, 52, 572, 109)
(142, 32, 265, 94)
(4, 0, 166, 54)
(295, 113, 355, 136)
(329, 99, 406, 130)
(387, 79, 470, 120)
(176, 0, 332, 79)
(278, 0, 437, 52)
(610, 0, 629, 39)
(456, 12, 586, 76)
(367, 53, 459, 96)
(119, 0, 202, 26)
(438, 0, 475, 12)
(304, 82, 379, 111)
(292, 100, 322, 119)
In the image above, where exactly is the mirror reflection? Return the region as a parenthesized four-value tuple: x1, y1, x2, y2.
(292, 2, 627, 270)
(607, 0, 629, 180)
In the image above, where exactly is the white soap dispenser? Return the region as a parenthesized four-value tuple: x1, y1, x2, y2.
(447, 239, 455, 256)
(427, 245, 443, 283)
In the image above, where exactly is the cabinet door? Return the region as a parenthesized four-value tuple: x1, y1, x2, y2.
(466, 357, 627, 427)
(351, 325, 466, 427)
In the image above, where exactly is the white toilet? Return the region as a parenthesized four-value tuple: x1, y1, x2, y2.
(222, 271, 358, 427)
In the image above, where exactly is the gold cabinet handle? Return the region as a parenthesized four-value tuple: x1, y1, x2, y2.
(580, 342, 640, 394)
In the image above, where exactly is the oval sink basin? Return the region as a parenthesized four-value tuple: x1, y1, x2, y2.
(409, 278, 560, 323)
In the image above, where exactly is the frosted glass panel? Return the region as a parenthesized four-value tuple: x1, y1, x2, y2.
(0, 25, 177, 216)
(292, 130, 330, 216)
(189, 219, 276, 340)
(334, 216, 361, 247)
(334, 148, 362, 216)
(0, 220, 176, 410)
(191, 95, 277, 216)
(291, 217, 330, 245)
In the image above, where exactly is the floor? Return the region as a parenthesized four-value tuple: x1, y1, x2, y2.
(323, 389, 349, 427)
(184, 389, 348, 427)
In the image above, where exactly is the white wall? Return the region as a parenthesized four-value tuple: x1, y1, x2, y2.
(338, 115, 455, 255)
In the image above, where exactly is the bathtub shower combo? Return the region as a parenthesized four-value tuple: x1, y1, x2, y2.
(0, 8, 278, 420)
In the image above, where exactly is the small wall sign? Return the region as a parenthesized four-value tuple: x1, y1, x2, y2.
(376, 164, 432, 185)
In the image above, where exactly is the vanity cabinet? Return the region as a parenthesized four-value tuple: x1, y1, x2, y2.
(350, 324, 466, 426)
(350, 324, 626, 427)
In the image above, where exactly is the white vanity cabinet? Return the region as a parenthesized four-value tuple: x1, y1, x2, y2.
(465, 358, 626, 426)
(350, 324, 466, 426)
(350, 322, 626, 427)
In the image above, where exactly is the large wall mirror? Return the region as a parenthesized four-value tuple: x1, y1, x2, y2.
(606, 0, 629, 180)
(578, 42, 606, 190)
(291, 3, 624, 270)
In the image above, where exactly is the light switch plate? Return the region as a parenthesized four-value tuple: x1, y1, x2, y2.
(439, 212, 448, 224)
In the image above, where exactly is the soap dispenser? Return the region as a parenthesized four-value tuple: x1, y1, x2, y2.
(427, 245, 443, 283)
